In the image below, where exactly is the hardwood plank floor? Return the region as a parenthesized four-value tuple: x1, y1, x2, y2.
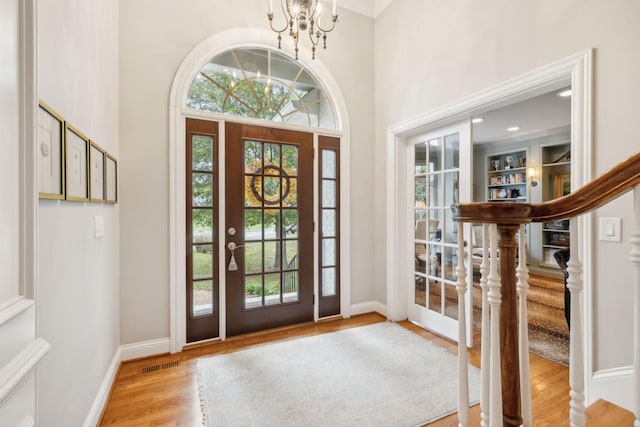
(99, 313, 632, 426)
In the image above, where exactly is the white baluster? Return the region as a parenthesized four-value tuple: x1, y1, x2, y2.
(516, 224, 532, 426)
(487, 224, 503, 427)
(480, 223, 491, 427)
(631, 186, 640, 427)
(456, 222, 469, 427)
(567, 216, 586, 426)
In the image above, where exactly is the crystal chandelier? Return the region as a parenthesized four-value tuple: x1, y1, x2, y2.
(268, 0, 338, 60)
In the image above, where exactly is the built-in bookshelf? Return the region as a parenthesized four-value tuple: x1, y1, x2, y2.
(540, 142, 571, 269)
(486, 149, 528, 202)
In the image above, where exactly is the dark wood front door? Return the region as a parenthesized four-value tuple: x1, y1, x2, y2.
(225, 122, 314, 336)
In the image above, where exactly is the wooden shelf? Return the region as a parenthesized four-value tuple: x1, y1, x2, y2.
(488, 166, 527, 174)
(542, 161, 571, 167)
(488, 197, 527, 202)
(488, 183, 527, 188)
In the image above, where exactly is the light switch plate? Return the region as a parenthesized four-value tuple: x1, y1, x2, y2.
(599, 217, 621, 242)
(94, 215, 105, 239)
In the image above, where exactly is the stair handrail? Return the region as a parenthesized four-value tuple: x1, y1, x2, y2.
(453, 152, 640, 224)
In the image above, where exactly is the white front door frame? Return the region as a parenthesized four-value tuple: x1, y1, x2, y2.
(386, 49, 593, 395)
(168, 28, 351, 352)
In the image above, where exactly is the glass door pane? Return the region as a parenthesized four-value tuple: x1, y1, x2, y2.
(243, 140, 300, 308)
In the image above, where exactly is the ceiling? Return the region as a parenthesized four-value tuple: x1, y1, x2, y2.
(471, 88, 572, 144)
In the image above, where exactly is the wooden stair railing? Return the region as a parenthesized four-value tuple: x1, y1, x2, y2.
(451, 152, 640, 427)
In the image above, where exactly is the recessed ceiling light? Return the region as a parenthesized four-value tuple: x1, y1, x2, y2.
(557, 89, 572, 97)
(472, 117, 483, 124)
(507, 126, 520, 132)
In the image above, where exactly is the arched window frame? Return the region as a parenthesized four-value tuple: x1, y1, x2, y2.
(186, 47, 337, 130)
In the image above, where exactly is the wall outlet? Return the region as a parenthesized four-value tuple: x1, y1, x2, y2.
(94, 215, 105, 239)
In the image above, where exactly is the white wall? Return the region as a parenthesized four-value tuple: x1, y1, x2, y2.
(374, 0, 640, 383)
(37, 0, 120, 425)
(119, 0, 375, 345)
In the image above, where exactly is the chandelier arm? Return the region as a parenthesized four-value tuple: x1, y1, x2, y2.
(314, 14, 338, 34)
(267, 12, 290, 35)
(307, 22, 321, 47)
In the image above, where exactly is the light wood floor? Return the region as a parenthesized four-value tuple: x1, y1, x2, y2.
(98, 313, 634, 426)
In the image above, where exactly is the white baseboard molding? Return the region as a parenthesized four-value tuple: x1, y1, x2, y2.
(350, 301, 387, 318)
(589, 365, 634, 412)
(120, 338, 171, 362)
(82, 346, 121, 427)
(84, 339, 171, 426)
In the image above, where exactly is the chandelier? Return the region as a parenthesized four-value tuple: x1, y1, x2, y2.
(268, 0, 338, 60)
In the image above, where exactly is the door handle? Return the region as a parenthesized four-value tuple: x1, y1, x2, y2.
(227, 242, 244, 271)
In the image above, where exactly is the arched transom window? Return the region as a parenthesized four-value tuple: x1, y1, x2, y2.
(187, 48, 336, 129)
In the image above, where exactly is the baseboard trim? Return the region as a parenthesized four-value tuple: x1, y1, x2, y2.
(84, 338, 171, 426)
(350, 301, 387, 318)
(120, 338, 171, 362)
(83, 347, 121, 427)
(589, 365, 634, 412)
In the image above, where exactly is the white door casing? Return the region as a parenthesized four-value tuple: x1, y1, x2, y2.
(386, 49, 593, 395)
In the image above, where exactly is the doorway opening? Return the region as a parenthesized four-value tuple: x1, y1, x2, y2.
(386, 50, 592, 373)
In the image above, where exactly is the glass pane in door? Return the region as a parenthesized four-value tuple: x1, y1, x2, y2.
(243, 140, 300, 309)
(190, 134, 215, 318)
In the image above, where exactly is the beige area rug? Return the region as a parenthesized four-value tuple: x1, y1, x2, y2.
(198, 322, 481, 426)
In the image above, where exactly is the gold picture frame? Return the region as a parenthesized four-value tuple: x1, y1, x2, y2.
(89, 141, 106, 203)
(64, 123, 90, 202)
(38, 101, 65, 199)
(105, 154, 118, 204)
(553, 172, 571, 198)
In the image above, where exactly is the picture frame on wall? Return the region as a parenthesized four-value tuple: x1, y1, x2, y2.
(64, 123, 90, 202)
(38, 101, 65, 199)
(105, 154, 118, 204)
(89, 142, 106, 203)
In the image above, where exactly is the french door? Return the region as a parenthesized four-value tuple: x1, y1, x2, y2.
(408, 121, 473, 343)
(225, 122, 314, 336)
